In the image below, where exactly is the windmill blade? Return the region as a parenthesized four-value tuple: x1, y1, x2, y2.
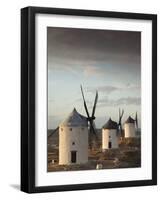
(121, 109, 124, 128)
(118, 109, 121, 125)
(92, 120, 96, 130)
(89, 120, 96, 135)
(119, 109, 124, 121)
(118, 108, 124, 133)
(80, 85, 98, 138)
(80, 85, 90, 119)
(135, 112, 138, 129)
(121, 109, 124, 118)
(89, 120, 99, 145)
(118, 121, 122, 133)
(91, 90, 98, 118)
(88, 121, 98, 149)
(118, 108, 121, 124)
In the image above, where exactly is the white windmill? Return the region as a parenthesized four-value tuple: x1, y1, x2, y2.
(102, 118, 118, 150)
(59, 108, 88, 165)
(124, 112, 138, 138)
(102, 109, 124, 150)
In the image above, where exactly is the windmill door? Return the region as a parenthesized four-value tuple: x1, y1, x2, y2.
(108, 141, 112, 149)
(71, 151, 77, 163)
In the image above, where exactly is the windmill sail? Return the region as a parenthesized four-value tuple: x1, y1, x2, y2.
(80, 85, 98, 136)
(91, 90, 98, 118)
(135, 112, 138, 129)
(80, 85, 90, 119)
(118, 108, 124, 136)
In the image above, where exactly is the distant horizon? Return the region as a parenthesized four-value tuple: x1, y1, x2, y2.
(48, 126, 142, 131)
(47, 27, 141, 129)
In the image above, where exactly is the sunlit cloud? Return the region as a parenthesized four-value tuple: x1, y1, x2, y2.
(86, 84, 140, 95)
(83, 66, 104, 77)
(98, 97, 141, 107)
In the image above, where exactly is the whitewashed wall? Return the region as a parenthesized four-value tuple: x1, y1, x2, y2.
(124, 123, 136, 138)
(59, 126, 88, 164)
(102, 129, 118, 149)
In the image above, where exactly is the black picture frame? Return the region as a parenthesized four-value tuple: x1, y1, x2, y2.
(21, 6, 157, 193)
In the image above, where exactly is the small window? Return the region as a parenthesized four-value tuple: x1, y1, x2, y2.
(109, 135, 111, 138)
(70, 128, 72, 131)
(61, 128, 63, 131)
(72, 142, 75, 145)
(81, 127, 84, 130)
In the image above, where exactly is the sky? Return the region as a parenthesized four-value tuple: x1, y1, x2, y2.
(47, 27, 141, 129)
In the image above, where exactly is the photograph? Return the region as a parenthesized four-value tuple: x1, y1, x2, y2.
(47, 27, 141, 172)
(21, 6, 157, 193)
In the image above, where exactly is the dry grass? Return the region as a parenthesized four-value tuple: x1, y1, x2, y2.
(47, 131, 141, 172)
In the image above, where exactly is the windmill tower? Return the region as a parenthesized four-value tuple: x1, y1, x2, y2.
(80, 85, 98, 148)
(59, 108, 88, 165)
(102, 118, 118, 150)
(124, 113, 138, 138)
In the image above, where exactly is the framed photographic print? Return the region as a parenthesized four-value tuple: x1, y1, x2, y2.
(21, 6, 157, 193)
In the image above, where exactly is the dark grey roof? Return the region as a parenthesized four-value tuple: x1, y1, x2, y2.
(60, 108, 88, 127)
(102, 118, 118, 129)
(125, 116, 135, 124)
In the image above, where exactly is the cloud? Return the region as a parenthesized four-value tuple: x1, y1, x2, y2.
(83, 66, 104, 77)
(74, 98, 93, 109)
(87, 84, 140, 95)
(48, 61, 106, 77)
(87, 85, 118, 94)
(47, 28, 141, 65)
(75, 98, 92, 104)
(126, 83, 141, 90)
(98, 97, 141, 107)
(47, 28, 141, 79)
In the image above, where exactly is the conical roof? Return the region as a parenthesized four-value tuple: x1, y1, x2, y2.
(60, 108, 88, 127)
(125, 116, 135, 124)
(102, 118, 118, 129)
